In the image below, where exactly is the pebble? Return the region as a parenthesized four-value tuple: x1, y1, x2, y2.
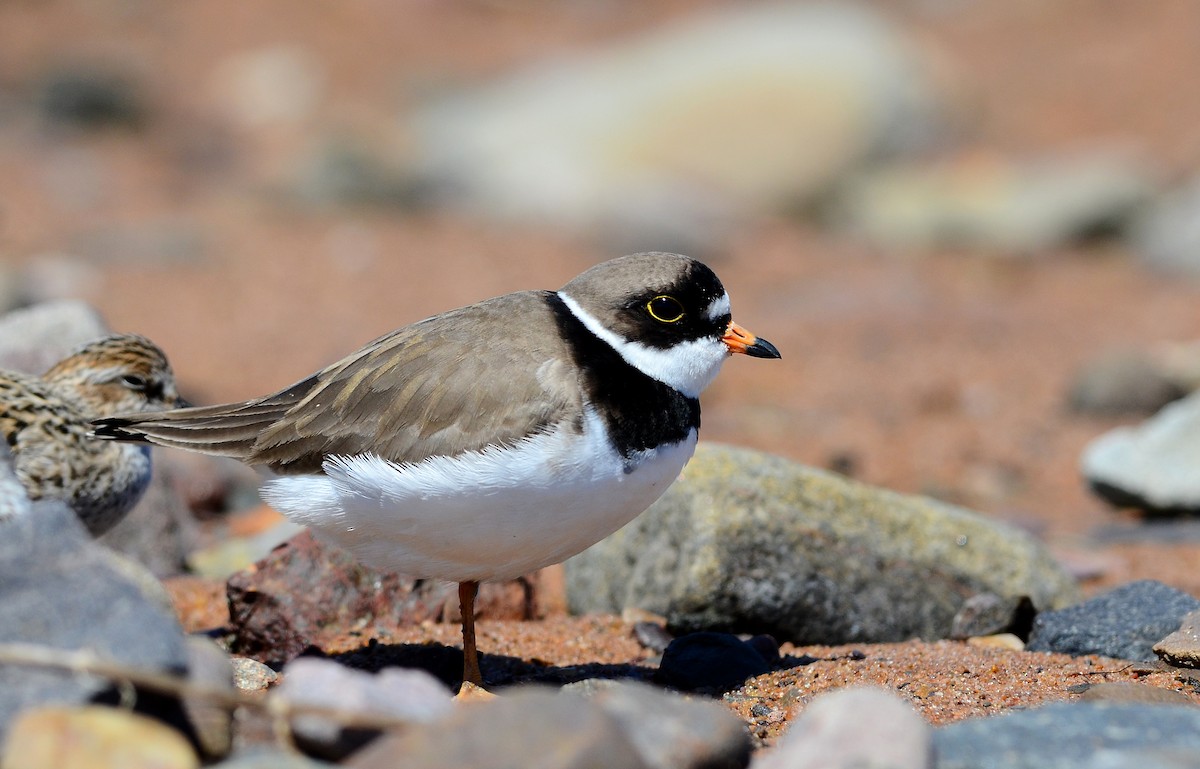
(290, 136, 425, 209)
(655, 632, 774, 694)
(208, 749, 338, 768)
(3, 706, 198, 769)
(346, 687, 649, 769)
(1068, 350, 1187, 416)
(180, 637, 236, 761)
(231, 656, 279, 692)
(1077, 682, 1196, 707)
(1081, 390, 1200, 515)
(0, 300, 109, 375)
(1131, 175, 1200, 276)
(276, 657, 453, 761)
(568, 444, 1079, 646)
(1154, 608, 1200, 668)
(756, 686, 930, 769)
(633, 621, 675, 653)
(965, 633, 1025, 652)
(933, 701, 1200, 769)
(589, 681, 752, 769)
(833, 150, 1156, 254)
(950, 593, 1036, 640)
(34, 67, 145, 130)
(208, 45, 324, 128)
(1026, 580, 1200, 661)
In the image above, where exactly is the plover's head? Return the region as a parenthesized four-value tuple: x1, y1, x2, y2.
(44, 333, 184, 416)
(556, 252, 779, 398)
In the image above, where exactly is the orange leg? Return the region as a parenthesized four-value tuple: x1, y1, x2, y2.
(459, 580, 483, 686)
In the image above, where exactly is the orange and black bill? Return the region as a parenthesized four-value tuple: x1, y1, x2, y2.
(722, 321, 781, 359)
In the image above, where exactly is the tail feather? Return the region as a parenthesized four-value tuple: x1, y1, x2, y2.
(92, 400, 291, 462)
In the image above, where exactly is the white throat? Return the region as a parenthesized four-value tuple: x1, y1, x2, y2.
(557, 291, 729, 398)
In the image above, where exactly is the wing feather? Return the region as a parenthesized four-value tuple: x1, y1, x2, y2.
(94, 291, 582, 474)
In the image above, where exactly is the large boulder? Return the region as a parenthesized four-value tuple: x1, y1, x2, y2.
(567, 444, 1078, 644)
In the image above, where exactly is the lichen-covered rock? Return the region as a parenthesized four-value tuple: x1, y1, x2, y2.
(567, 444, 1078, 644)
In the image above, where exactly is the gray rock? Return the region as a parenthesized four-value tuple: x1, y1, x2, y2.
(933, 701, 1200, 769)
(347, 687, 649, 769)
(1154, 608, 1200, 668)
(211, 750, 338, 769)
(1082, 390, 1200, 514)
(590, 681, 752, 769)
(99, 463, 198, 578)
(208, 45, 325, 128)
(35, 67, 146, 130)
(291, 136, 426, 209)
(70, 220, 207, 265)
(0, 263, 24, 316)
(0, 300, 109, 375)
(411, 3, 942, 243)
(276, 657, 453, 761)
(949, 593, 1035, 640)
(1078, 682, 1196, 707)
(1027, 580, 1200, 661)
(1132, 176, 1200, 276)
(18, 253, 104, 305)
(567, 444, 1078, 645)
(833, 150, 1156, 254)
(1068, 350, 1187, 416)
(0, 499, 189, 745)
(181, 637, 235, 762)
(758, 686, 931, 769)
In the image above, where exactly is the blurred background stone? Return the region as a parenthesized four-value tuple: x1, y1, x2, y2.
(410, 2, 945, 251)
(1081, 391, 1200, 515)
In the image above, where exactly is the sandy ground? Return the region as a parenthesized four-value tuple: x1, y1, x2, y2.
(9, 0, 1200, 736)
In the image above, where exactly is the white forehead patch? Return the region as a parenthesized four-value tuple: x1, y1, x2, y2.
(704, 292, 731, 321)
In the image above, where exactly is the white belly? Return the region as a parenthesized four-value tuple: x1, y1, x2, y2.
(261, 409, 696, 582)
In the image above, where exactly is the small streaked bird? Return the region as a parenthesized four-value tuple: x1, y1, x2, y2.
(93, 252, 780, 686)
(1, 333, 183, 535)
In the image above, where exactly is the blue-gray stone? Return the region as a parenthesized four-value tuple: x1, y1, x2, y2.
(934, 701, 1200, 769)
(1026, 580, 1200, 661)
(0, 499, 189, 743)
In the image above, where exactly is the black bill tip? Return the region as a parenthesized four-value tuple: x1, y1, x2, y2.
(744, 337, 781, 359)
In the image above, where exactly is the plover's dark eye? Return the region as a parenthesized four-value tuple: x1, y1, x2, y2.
(646, 295, 685, 324)
(120, 374, 147, 390)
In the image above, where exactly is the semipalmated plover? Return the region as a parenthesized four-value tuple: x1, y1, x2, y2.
(1, 334, 183, 535)
(94, 252, 779, 685)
